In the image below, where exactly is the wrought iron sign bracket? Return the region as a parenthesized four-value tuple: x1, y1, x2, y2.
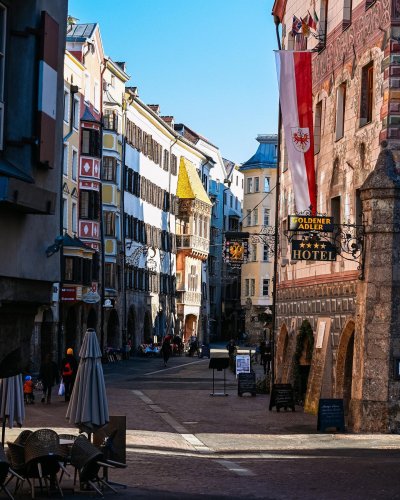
(248, 226, 278, 255)
(284, 210, 365, 279)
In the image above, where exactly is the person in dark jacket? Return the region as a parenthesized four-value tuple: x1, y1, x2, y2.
(160, 337, 172, 367)
(60, 348, 78, 402)
(39, 353, 59, 404)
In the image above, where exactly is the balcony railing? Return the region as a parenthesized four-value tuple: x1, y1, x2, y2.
(176, 234, 209, 254)
(176, 290, 202, 306)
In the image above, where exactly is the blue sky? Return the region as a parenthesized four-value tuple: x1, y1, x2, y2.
(68, 0, 278, 164)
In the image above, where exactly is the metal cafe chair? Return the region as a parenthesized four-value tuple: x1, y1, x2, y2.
(0, 443, 22, 500)
(24, 428, 65, 498)
(70, 435, 116, 497)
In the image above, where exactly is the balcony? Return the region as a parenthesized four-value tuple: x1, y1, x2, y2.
(176, 234, 209, 260)
(176, 291, 202, 307)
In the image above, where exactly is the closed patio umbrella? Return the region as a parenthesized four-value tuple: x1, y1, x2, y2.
(0, 374, 25, 445)
(66, 329, 109, 433)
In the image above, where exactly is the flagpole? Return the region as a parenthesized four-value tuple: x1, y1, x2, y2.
(271, 15, 282, 387)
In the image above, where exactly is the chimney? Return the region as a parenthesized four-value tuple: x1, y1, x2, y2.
(161, 115, 174, 127)
(148, 104, 160, 115)
(126, 86, 139, 98)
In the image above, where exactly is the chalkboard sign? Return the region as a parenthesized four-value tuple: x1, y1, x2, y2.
(238, 372, 256, 396)
(317, 399, 345, 432)
(269, 384, 295, 412)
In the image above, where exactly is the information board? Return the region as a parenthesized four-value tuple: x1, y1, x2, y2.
(317, 399, 345, 432)
(269, 383, 295, 412)
(238, 372, 256, 396)
(236, 354, 250, 375)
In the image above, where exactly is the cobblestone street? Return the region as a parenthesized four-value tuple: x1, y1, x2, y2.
(9, 352, 400, 499)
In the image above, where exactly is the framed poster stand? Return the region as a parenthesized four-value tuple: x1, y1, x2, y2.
(209, 358, 230, 396)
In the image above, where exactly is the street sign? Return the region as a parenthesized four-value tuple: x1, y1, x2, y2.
(291, 239, 337, 261)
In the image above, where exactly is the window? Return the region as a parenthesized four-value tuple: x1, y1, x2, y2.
(71, 149, 78, 181)
(250, 279, 255, 296)
(355, 189, 362, 225)
(247, 178, 253, 193)
(263, 245, 270, 261)
(360, 62, 373, 126)
(103, 109, 118, 131)
(245, 279, 249, 296)
(81, 128, 101, 157)
(79, 190, 100, 220)
(103, 156, 116, 182)
(64, 257, 74, 281)
(246, 209, 252, 226)
(63, 144, 68, 176)
(163, 150, 169, 171)
(0, 3, 6, 150)
(216, 180, 220, 192)
(253, 208, 258, 226)
(230, 194, 233, 207)
(110, 74, 115, 88)
(84, 72, 90, 102)
(331, 196, 341, 225)
(254, 177, 260, 192)
(104, 211, 115, 236)
(73, 95, 80, 129)
(314, 101, 323, 154)
(236, 176, 238, 186)
(63, 88, 69, 123)
(264, 177, 270, 192)
(343, 0, 353, 26)
(72, 202, 77, 233)
(94, 80, 100, 111)
(263, 208, 270, 226)
(171, 154, 178, 175)
(263, 279, 270, 296)
(241, 178, 244, 189)
(105, 262, 116, 289)
(335, 83, 346, 140)
(62, 197, 68, 230)
(252, 244, 257, 261)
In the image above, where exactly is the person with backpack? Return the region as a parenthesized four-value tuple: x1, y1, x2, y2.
(60, 348, 78, 402)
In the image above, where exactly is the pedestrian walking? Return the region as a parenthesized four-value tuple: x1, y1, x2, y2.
(260, 341, 272, 375)
(60, 348, 78, 402)
(23, 376, 34, 405)
(39, 353, 59, 404)
(161, 337, 172, 367)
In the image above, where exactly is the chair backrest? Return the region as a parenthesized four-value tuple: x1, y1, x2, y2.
(14, 430, 33, 446)
(24, 428, 60, 464)
(70, 435, 102, 479)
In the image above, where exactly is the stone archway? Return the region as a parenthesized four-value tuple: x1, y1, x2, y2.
(183, 314, 197, 342)
(143, 311, 152, 343)
(276, 323, 289, 382)
(65, 307, 77, 353)
(40, 309, 54, 364)
(107, 310, 120, 349)
(335, 319, 356, 413)
(87, 308, 97, 330)
(127, 306, 136, 347)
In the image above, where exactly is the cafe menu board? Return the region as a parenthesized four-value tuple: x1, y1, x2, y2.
(236, 354, 251, 375)
(238, 372, 256, 397)
(317, 399, 345, 433)
(269, 384, 295, 412)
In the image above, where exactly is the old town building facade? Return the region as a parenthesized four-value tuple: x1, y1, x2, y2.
(272, 0, 400, 431)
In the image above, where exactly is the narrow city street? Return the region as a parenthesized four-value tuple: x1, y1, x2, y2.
(9, 352, 400, 499)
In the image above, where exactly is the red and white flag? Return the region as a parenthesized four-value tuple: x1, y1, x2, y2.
(275, 51, 317, 213)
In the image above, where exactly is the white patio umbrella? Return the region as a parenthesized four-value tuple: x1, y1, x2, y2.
(66, 329, 109, 433)
(0, 374, 25, 445)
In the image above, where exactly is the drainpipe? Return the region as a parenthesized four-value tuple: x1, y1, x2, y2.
(121, 99, 127, 345)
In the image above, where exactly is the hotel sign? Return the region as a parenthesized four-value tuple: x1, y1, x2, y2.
(288, 215, 334, 232)
(291, 239, 337, 261)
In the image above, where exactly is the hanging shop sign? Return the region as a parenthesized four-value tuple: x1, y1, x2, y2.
(224, 235, 249, 268)
(291, 239, 337, 261)
(288, 215, 334, 232)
